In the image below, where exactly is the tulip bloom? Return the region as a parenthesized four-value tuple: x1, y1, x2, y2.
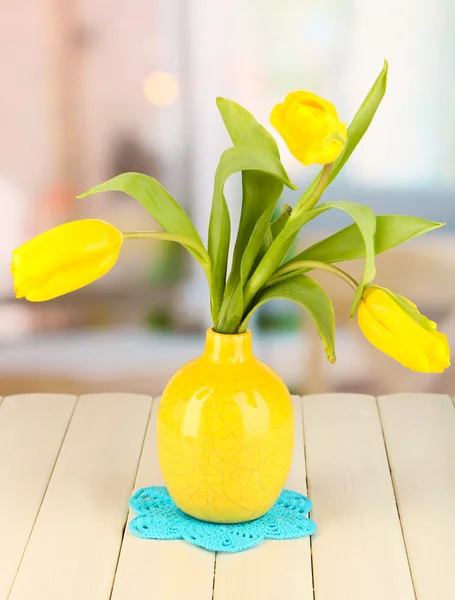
(271, 91, 347, 166)
(358, 286, 450, 372)
(12, 219, 123, 301)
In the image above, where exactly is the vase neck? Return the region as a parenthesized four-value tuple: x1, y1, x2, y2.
(203, 328, 253, 364)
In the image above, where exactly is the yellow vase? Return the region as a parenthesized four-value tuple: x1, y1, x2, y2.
(157, 328, 294, 524)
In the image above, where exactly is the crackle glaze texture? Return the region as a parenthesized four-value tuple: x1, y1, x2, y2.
(157, 328, 294, 524)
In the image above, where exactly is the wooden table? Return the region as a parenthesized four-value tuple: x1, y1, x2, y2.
(1, 393, 454, 600)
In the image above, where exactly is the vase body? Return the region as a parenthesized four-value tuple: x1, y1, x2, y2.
(157, 328, 294, 524)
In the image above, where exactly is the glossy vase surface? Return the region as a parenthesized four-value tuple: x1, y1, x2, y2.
(157, 328, 294, 524)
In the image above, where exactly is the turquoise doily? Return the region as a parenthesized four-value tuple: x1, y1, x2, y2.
(129, 487, 316, 553)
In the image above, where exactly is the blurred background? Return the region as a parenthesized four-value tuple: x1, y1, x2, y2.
(1, 0, 454, 396)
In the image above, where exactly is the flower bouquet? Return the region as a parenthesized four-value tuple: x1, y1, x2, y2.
(11, 61, 450, 523)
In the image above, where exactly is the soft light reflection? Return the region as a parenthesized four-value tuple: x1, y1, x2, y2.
(143, 71, 179, 106)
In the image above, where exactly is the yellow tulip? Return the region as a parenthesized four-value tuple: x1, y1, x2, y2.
(271, 91, 347, 166)
(358, 286, 450, 373)
(12, 219, 123, 301)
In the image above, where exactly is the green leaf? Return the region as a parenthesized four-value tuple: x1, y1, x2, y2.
(241, 210, 276, 284)
(291, 61, 389, 215)
(271, 205, 292, 239)
(210, 103, 296, 330)
(214, 98, 293, 333)
(216, 99, 284, 285)
(253, 204, 292, 282)
(220, 205, 282, 333)
(215, 196, 285, 333)
(244, 201, 376, 317)
(240, 274, 336, 362)
(258, 225, 273, 262)
(318, 202, 376, 315)
(330, 60, 388, 182)
(292, 215, 444, 264)
(209, 146, 295, 322)
(216, 97, 280, 156)
(77, 172, 211, 277)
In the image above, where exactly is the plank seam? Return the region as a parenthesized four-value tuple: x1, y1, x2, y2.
(211, 553, 217, 600)
(375, 396, 417, 600)
(300, 396, 316, 600)
(108, 396, 154, 600)
(7, 394, 80, 599)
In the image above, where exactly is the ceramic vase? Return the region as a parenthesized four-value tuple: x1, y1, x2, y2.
(157, 328, 294, 523)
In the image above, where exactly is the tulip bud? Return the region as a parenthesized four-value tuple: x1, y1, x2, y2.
(271, 91, 347, 166)
(358, 286, 450, 372)
(12, 219, 123, 301)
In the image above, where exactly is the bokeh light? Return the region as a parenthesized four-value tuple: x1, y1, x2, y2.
(143, 71, 179, 106)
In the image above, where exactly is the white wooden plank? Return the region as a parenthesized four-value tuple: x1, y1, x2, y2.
(0, 394, 76, 598)
(303, 394, 415, 600)
(379, 393, 455, 600)
(111, 398, 216, 600)
(213, 396, 314, 600)
(9, 393, 151, 600)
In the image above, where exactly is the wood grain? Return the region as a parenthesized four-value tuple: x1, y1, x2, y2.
(3, 392, 454, 599)
(213, 397, 314, 600)
(8, 393, 151, 600)
(0, 394, 76, 598)
(379, 393, 455, 600)
(111, 397, 216, 600)
(303, 394, 415, 600)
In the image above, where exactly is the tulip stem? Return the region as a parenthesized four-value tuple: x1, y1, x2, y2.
(122, 231, 213, 290)
(242, 164, 335, 310)
(268, 260, 359, 291)
(295, 163, 333, 214)
(123, 232, 158, 240)
(123, 231, 208, 258)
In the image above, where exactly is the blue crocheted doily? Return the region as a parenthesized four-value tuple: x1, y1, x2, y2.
(129, 487, 315, 553)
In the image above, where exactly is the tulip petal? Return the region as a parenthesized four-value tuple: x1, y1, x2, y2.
(364, 288, 440, 350)
(282, 91, 339, 120)
(358, 300, 431, 372)
(24, 250, 120, 301)
(271, 91, 346, 166)
(426, 330, 451, 372)
(11, 219, 123, 302)
(358, 286, 451, 373)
